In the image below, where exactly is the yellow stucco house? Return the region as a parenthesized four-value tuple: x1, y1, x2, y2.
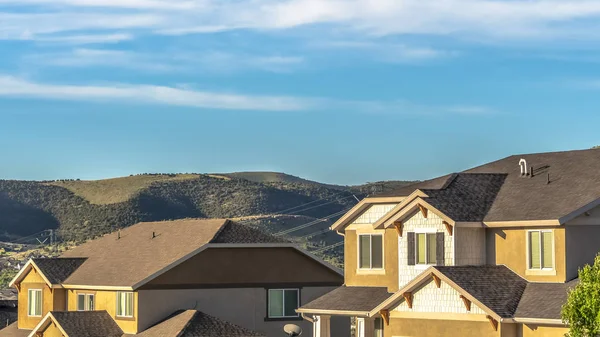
(0, 219, 347, 337)
(298, 149, 600, 337)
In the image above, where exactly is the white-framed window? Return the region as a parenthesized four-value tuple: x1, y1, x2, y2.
(28, 289, 42, 317)
(528, 230, 553, 270)
(416, 232, 436, 265)
(359, 234, 383, 269)
(267, 289, 299, 318)
(77, 293, 95, 311)
(116, 292, 134, 317)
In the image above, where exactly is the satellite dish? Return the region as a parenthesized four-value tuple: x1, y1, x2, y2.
(284, 324, 302, 337)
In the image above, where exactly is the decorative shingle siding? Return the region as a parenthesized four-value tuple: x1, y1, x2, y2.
(351, 204, 398, 224)
(398, 211, 454, 287)
(454, 228, 486, 266)
(393, 280, 486, 315)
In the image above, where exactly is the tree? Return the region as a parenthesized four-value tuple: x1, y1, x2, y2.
(562, 254, 600, 337)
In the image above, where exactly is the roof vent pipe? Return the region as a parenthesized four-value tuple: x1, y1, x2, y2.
(152, 231, 156, 239)
(519, 158, 528, 176)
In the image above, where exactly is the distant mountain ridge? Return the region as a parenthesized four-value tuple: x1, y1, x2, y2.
(0, 172, 415, 258)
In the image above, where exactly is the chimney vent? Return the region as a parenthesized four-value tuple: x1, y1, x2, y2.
(519, 159, 528, 176)
(152, 231, 156, 239)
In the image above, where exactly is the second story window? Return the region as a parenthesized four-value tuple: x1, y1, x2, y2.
(77, 293, 95, 311)
(407, 232, 444, 266)
(116, 292, 134, 318)
(27, 289, 42, 317)
(528, 230, 553, 270)
(416, 233, 437, 265)
(359, 234, 383, 269)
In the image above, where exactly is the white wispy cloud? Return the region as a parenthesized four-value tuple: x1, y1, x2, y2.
(0, 75, 493, 115)
(33, 33, 134, 44)
(4, 0, 600, 42)
(0, 75, 308, 111)
(22, 48, 305, 73)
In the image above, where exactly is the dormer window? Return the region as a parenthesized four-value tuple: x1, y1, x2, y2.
(519, 159, 528, 176)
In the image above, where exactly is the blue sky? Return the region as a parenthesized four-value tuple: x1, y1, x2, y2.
(2, 0, 600, 185)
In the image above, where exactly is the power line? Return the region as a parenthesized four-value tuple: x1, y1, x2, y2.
(273, 190, 353, 215)
(274, 208, 351, 236)
(8, 230, 52, 244)
(283, 194, 357, 216)
(312, 241, 344, 254)
(298, 228, 331, 240)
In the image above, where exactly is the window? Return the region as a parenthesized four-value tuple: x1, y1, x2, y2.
(28, 289, 42, 317)
(267, 289, 299, 318)
(116, 292, 134, 317)
(359, 234, 383, 269)
(528, 230, 553, 269)
(77, 293, 95, 311)
(416, 233, 436, 265)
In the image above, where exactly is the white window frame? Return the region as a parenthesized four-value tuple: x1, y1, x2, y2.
(357, 233, 384, 270)
(77, 293, 95, 311)
(526, 230, 555, 272)
(415, 229, 437, 267)
(27, 289, 42, 317)
(116, 292, 134, 318)
(356, 318, 365, 337)
(267, 288, 300, 318)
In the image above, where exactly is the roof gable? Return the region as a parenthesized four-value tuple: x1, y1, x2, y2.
(9, 258, 85, 289)
(374, 265, 528, 320)
(60, 219, 230, 288)
(28, 311, 123, 337)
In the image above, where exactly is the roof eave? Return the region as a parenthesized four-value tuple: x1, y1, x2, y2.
(330, 197, 405, 233)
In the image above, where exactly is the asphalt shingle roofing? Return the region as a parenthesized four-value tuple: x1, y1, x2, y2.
(51, 311, 123, 337)
(130, 310, 264, 337)
(300, 286, 393, 313)
(514, 279, 578, 320)
(58, 219, 288, 288)
(32, 257, 86, 285)
(378, 148, 600, 222)
(434, 265, 528, 318)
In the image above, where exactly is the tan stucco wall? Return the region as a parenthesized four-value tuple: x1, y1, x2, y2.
(565, 225, 600, 280)
(17, 268, 53, 330)
(486, 227, 566, 282)
(385, 317, 500, 337)
(344, 228, 398, 292)
(137, 287, 349, 337)
(144, 247, 342, 288)
(66, 289, 138, 334)
(41, 322, 65, 337)
(518, 324, 568, 337)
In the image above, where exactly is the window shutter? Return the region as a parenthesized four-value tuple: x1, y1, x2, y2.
(436, 232, 445, 266)
(407, 232, 415, 266)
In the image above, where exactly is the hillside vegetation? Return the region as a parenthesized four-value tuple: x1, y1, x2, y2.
(48, 174, 200, 204)
(0, 172, 415, 263)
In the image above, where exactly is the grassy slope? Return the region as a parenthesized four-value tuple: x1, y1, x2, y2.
(48, 174, 200, 205)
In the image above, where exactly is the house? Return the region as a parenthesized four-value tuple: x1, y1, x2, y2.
(1, 219, 348, 336)
(297, 149, 600, 337)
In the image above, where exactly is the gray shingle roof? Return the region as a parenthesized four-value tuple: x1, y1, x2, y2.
(51, 311, 123, 337)
(131, 310, 264, 337)
(32, 258, 87, 285)
(210, 222, 290, 244)
(299, 286, 392, 313)
(423, 173, 506, 222)
(514, 279, 578, 320)
(376, 148, 600, 222)
(434, 265, 528, 318)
